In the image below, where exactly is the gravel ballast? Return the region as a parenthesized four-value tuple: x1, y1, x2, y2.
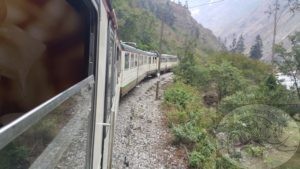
(112, 73, 187, 169)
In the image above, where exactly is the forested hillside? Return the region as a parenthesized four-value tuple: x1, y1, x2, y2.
(112, 0, 223, 56)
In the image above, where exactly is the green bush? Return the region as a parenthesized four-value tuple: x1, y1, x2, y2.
(166, 111, 189, 125)
(209, 53, 272, 84)
(189, 151, 206, 168)
(216, 156, 241, 169)
(172, 122, 204, 144)
(188, 133, 216, 168)
(0, 143, 29, 169)
(244, 145, 265, 157)
(164, 88, 191, 109)
(208, 62, 247, 100)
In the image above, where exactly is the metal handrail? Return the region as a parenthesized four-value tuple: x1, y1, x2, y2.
(0, 75, 94, 150)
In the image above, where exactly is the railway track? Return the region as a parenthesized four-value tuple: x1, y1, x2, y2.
(113, 73, 188, 169)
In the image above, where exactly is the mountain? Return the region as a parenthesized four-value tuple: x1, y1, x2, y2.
(192, 0, 300, 60)
(112, 0, 223, 56)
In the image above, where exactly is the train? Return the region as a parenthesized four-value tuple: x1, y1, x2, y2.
(0, 0, 178, 169)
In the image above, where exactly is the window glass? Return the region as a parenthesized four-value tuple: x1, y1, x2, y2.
(139, 55, 143, 65)
(130, 54, 134, 68)
(125, 53, 129, 69)
(135, 54, 138, 67)
(144, 56, 147, 64)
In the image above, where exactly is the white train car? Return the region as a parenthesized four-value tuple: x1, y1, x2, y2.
(120, 43, 158, 96)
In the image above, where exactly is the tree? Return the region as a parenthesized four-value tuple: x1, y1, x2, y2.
(235, 35, 245, 54)
(275, 32, 300, 99)
(157, 1, 175, 27)
(184, 0, 189, 8)
(266, 0, 300, 61)
(209, 62, 246, 101)
(230, 37, 237, 53)
(250, 35, 263, 60)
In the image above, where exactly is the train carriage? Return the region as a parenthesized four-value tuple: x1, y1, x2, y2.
(120, 43, 158, 96)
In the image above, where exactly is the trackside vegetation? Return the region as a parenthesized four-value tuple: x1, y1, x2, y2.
(163, 52, 300, 169)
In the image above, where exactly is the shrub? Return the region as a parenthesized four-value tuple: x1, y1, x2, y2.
(166, 111, 189, 125)
(209, 53, 272, 84)
(189, 151, 206, 168)
(216, 156, 241, 169)
(208, 62, 247, 100)
(188, 133, 216, 168)
(0, 143, 29, 169)
(164, 82, 199, 110)
(244, 145, 265, 157)
(172, 122, 204, 145)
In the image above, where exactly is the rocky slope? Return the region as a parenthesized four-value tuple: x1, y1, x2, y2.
(113, 0, 223, 56)
(193, 0, 300, 60)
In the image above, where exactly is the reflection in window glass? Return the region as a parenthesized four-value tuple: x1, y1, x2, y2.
(0, 0, 89, 126)
(0, 87, 92, 168)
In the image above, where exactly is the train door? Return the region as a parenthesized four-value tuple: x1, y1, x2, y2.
(101, 20, 117, 168)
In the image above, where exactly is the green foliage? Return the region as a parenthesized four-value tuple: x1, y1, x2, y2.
(172, 122, 204, 144)
(235, 35, 245, 54)
(275, 31, 300, 99)
(244, 145, 265, 157)
(250, 35, 263, 60)
(112, 0, 159, 50)
(219, 75, 299, 115)
(218, 104, 289, 149)
(0, 143, 29, 169)
(208, 61, 246, 100)
(164, 85, 192, 110)
(229, 35, 245, 54)
(189, 134, 216, 169)
(113, 0, 222, 55)
(216, 156, 241, 169)
(189, 151, 206, 168)
(166, 110, 189, 125)
(209, 53, 272, 84)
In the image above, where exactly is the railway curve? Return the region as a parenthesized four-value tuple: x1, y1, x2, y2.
(112, 73, 187, 169)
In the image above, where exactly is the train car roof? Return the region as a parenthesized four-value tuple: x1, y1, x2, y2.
(121, 43, 157, 57)
(161, 54, 178, 59)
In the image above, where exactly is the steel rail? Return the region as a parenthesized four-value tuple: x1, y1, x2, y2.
(0, 75, 94, 150)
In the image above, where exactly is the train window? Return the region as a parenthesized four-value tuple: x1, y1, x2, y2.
(139, 55, 143, 65)
(130, 53, 134, 68)
(125, 53, 129, 69)
(0, 0, 94, 168)
(135, 54, 138, 67)
(149, 57, 151, 64)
